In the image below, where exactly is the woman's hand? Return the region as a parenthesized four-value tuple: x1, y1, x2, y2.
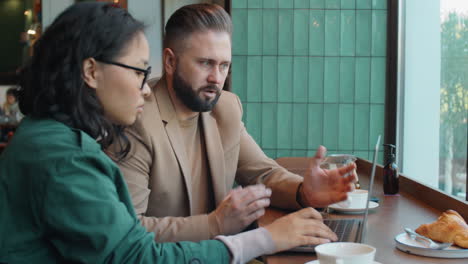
(264, 207, 337, 252)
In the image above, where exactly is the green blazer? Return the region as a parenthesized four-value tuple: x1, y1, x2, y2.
(0, 117, 230, 264)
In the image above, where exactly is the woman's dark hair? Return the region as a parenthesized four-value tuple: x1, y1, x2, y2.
(19, 2, 145, 158)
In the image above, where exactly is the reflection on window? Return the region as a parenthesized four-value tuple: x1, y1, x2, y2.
(439, 0, 467, 199)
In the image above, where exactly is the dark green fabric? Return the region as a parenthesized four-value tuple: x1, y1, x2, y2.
(0, 117, 230, 264)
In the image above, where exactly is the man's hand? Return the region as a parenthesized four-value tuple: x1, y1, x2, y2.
(300, 146, 357, 208)
(210, 184, 272, 235)
(264, 207, 337, 252)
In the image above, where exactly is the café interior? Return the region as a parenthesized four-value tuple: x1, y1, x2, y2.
(0, 0, 466, 263)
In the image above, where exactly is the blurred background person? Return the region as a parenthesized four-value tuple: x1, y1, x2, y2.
(2, 87, 23, 123)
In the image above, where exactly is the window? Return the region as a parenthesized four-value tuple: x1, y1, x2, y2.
(398, 0, 467, 200)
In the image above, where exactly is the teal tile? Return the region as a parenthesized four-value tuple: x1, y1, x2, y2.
(245, 103, 262, 144)
(370, 57, 385, 104)
(263, 9, 278, 55)
(232, 9, 247, 55)
(248, 9, 262, 55)
(231, 56, 247, 102)
(339, 104, 354, 151)
(232, 0, 247, 8)
(354, 151, 370, 161)
(295, 0, 309, 8)
(277, 103, 293, 148)
(353, 104, 370, 150)
(372, 0, 387, 9)
(293, 104, 308, 148)
(369, 104, 384, 150)
(341, 0, 356, 9)
(278, 0, 294, 8)
(307, 104, 323, 149)
(356, 10, 371, 56)
(293, 57, 308, 102)
(307, 150, 317, 157)
(355, 57, 370, 103)
(262, 56, 278, 102)
(264, 149, 277, 159)
(372, 10, 387, 56)
(277, 149, 292, 157)
(340, 10, 356, 56)
(264, 0, 278, 8)
(249, 0, 263, 8)
(326, 0, 340, 9)
(325, 10, 340, 56)
(262, 103, 277, 149)
(247, 56, 262, 102)
(278, 56, 293, 102)
(294, 10, 309, 55)
(242, 100, 248, 123)
(323, 104, 339, 150)
(292, 150, 308, 157)
(308, 57, 324, 103)
(356, 0, 371, 9)
(377, 150, 384, 165)
(310, 0, 324, 8)
(309, 10, 325, 56)
(278, 9, 294, 55)
(340, 57, 355, 103)
(324, 57, 340, 103)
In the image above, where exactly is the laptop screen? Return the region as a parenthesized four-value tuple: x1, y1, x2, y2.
(357, 134, 381, 243)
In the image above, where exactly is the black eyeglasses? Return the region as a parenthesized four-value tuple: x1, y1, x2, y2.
(95, 59, 151, 90)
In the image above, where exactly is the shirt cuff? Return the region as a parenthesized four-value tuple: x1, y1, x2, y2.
(215, 227, 276, 264)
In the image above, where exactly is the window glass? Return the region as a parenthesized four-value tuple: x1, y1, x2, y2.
(400, 0, 467, 200)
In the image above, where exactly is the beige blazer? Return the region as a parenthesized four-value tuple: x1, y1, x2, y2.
(118, 77, 303, 242)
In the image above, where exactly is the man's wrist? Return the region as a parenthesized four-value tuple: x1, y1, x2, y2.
(296, 182, 307, 207)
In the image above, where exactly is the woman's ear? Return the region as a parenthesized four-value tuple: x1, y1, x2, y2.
(163, 48, 177, 75)
(82, 58, 99, 89)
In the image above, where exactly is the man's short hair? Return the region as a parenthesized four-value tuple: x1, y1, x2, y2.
(164, 4, 232, 51)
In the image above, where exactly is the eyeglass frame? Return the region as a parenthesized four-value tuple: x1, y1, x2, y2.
(95, 59, 152, 90)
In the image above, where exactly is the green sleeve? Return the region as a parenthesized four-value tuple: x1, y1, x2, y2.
(40, 152, 230, 264)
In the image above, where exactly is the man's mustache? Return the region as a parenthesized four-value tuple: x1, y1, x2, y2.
(198, 85, 220, 93)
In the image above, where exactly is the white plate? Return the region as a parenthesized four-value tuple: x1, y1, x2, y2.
(328, 201, 379, 213)
(394, 233, 468, 258)
(305, 260, 382, 264)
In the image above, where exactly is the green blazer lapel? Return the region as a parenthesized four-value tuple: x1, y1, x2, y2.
(154, 79, 193, 209)
(201, 112, 226, 206)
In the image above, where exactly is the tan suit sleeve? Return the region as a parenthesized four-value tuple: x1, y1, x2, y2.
(138, 213, 220, 242)
(233, 97, 304, 210)
(119, 126, 221, 242)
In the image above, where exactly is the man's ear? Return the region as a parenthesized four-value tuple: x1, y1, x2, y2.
(163, 48, 177, 75)
(82, 58, 99, 89)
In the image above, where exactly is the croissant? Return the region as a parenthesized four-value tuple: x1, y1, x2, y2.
(415, 209, 468, 249)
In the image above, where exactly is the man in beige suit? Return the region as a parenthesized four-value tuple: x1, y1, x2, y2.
(117, 4, 356, 242)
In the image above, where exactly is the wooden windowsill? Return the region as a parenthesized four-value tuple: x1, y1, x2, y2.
(356, 158, 468, 220)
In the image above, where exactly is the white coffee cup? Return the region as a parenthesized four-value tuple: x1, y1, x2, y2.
(335, 189, 369, 209)
(315, 242, 376, 264)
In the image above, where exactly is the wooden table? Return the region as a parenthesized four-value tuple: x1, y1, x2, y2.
(258, 158, 467, 264)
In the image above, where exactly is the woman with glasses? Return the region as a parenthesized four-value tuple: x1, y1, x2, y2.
(0, 2, 336, 263)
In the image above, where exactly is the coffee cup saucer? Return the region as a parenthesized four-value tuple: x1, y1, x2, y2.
(328, 201, 379, 213)
(304, 260, 382, 264)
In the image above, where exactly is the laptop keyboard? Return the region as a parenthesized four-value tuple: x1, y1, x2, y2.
(324, 218, 361, 242)
(294, 218, 362, 251)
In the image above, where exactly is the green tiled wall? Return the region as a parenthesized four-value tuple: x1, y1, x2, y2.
(231, 0, 387, 163)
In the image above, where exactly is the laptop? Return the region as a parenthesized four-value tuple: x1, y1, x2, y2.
(291, 135, 381, 252)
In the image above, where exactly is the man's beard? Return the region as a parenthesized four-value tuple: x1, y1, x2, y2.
(172, 68, 221, 112)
